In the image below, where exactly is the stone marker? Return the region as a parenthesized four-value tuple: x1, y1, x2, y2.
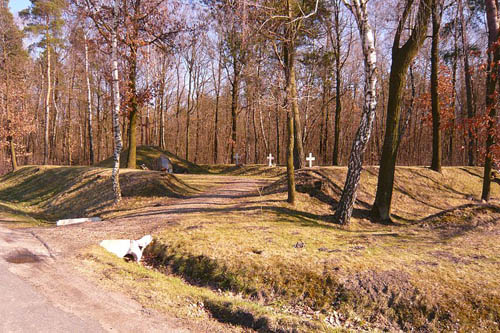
(267, 153, 274, 167)
(306, 153, 316, 168)
(100, 235, 153, 262)
(56, 217, 101, 227)
(154, 155, 173, 173)
(234, 153, 241, 166)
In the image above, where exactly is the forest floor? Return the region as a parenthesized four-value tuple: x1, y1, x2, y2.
(0, 160, 499, 332)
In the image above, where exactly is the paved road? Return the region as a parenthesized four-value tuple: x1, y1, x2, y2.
(0, 262, 104, 333)
(0, 226, 192, 333)
(0, 227, 104, 332)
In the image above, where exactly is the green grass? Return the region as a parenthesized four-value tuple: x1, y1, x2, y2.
(0, 201, 49, 228)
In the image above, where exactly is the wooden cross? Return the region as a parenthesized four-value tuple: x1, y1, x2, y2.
(306, 153, 316, 168)
(267, 153, 274, 167)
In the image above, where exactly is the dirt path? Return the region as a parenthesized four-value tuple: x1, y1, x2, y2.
(0, 175, 271, 332)
(31, 176, 270, 256)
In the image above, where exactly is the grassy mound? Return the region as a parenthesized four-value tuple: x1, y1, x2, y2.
(143, 167, 500, 331)
(265, 166, 500, 222)
(202, 164, 286, 178)
(96, 146, 208, 174)
(0, 166, 199, 222)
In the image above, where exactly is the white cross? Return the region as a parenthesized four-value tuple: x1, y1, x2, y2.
(267, 153, 274, 167)
(306, 153, 316, 168)
(234, 153, 240, 165)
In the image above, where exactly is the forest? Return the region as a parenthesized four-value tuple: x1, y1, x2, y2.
(2, 0, 498, 224)
(1, 0, 500, 331)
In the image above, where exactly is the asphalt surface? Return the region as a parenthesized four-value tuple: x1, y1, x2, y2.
(0, 226, 104, 332)
(0, 262, 105, 333)
(0, 226, 194, 333)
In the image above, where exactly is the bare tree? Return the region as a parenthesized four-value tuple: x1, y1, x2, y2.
(482, 0, 499, 201)
(333, 0, 377, 225)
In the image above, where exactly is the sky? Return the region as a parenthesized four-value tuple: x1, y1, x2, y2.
(9, 0, 31, 14)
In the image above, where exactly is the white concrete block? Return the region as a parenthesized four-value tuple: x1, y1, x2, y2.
(100, 235, 153, 262)
(56, 217, 102, 226)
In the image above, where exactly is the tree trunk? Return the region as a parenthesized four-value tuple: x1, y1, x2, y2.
(371, 0, 432, 222)
(334, 0, 377, 225)
(290, 54, 304, 169)
(84, 33, 95, 165)
(482, 0, 500, 201)
(275, 103, 280, 165)
(458, 0, 476, 166)
(230, 66, 240, 164)
(319, 24, 332, 164)
(430, 0, 442, 172)
(333, 65, 342, 166)
(284, 1, 297, 204)
(332, 6, 342, 166)
(44, 35, 51, 165)
(8, 137, 17, 171)
(213, 49, 222, 164)
(126, 48, 138, 169)
(111, 2, 123, 204)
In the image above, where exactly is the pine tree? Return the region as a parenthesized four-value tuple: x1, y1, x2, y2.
(20, 0, 66, 165)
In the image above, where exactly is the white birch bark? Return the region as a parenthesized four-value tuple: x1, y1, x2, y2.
(111, 0, 123, 204)
(334, 0, 377, 224)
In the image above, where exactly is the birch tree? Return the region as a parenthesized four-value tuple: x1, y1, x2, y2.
(110, 1, 123, 203)
(77, 0, 124, 203)
(84, 31, 95, 165)
(333, 0, 377, 225)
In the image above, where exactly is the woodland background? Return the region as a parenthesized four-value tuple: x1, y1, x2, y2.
(0, 0, 497, 173)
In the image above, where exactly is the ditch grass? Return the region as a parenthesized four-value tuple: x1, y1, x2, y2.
(0, 165, 203, 223)
(144, 198, 500, 331)
(202, 164, 287, 178)
(77, 246, 337, 333)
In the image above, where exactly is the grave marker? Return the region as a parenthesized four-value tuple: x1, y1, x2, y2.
(267, 153, 274, 167)
(306, 153, 316, 168)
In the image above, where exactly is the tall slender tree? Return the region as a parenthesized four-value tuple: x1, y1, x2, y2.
(430, 0, 443, 172)
(458, 0, 476, 166)
(371, 0, 432, 222)
(482, 0, 499, 201)
(21, 0, 66, 166)
(333, 0, 377, 225)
